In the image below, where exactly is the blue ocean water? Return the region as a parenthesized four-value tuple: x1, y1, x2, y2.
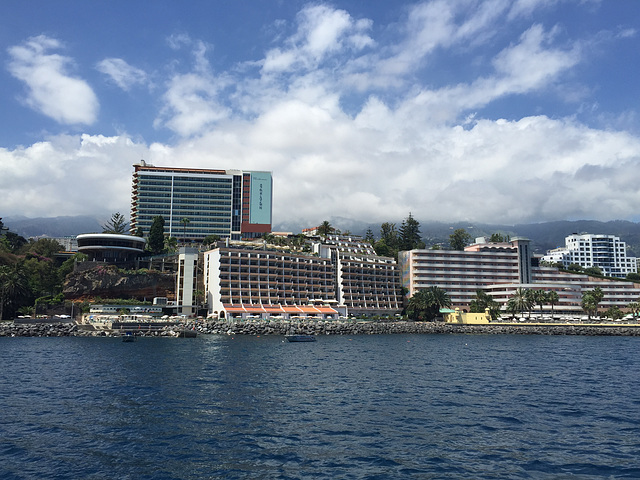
(1, 333, 639, 479)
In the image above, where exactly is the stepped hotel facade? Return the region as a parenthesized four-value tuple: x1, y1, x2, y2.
(399, 237, 640, 315)
(201, 235, 403, 319)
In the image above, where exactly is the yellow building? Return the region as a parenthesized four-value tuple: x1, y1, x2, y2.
(442, 308, 491, 324)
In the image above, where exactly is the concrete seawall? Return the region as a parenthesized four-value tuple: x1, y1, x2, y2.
(3, 320, 640, 337)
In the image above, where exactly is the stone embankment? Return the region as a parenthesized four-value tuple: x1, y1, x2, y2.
(2, 319, 640, 337)
(195, 319, 640, 336)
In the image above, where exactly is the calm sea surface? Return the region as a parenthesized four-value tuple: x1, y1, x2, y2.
(1, 333, 639, 479)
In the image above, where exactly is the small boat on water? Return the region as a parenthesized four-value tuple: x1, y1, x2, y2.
(121, 332, 137, 342)
(285, 334, 316, 342)
(178, 329, 197, 338)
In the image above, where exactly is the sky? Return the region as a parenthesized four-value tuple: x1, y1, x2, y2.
(1, 0, 640, 231)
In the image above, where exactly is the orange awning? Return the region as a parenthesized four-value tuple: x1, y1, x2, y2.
(315, 307, 338, 314)
(224, 304, 246, 313)
(298, 306, 320, 314)
(282, 306, 303, 314)
(263, 305, 284, 313)
(243, 305, 266, 314)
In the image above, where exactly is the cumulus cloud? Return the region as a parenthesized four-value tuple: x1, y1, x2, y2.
(0, 134, 148, 217)
(262, 4, 373, 74)
(2, 1, 640, 230)
(7, 35, 99, 125)
(155, 39, 231, 136)
(97, 58, 148, 91)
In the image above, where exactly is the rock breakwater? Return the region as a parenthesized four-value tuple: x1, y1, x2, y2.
(195, 320, 640, 336)
(2, 320, 640, 337)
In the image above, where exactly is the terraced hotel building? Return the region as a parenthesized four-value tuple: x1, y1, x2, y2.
(399, 237, 640, 314)
(130, 161, 272, 241)
(202, 236, 403, 319)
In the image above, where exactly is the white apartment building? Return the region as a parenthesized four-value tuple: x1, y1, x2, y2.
(176, 247, 200, 316)
(542, 233, 637, 278)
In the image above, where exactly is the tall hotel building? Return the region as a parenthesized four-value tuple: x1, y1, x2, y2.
(131, 161, 272, 241)
(400, 237, 640, 314)
(399, 238, 533, 308)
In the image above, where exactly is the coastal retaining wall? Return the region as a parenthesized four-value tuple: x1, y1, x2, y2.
(2, 320, 640, 337)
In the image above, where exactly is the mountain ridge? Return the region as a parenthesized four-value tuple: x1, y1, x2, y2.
(4, 215, 640, 257)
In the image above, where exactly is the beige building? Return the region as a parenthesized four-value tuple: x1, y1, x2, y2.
(399, 237, 640, 314)
(203, 235, 403, 319)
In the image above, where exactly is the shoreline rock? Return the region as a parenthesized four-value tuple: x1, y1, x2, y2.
(2, 320, 640, 337)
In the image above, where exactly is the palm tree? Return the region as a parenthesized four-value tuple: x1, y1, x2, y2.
(407, 286, 451, 321)
(505, 298, 520, 319)
(590, 287, 604, 317)
(470, 289, 500, 320)
(581, 292, 597, 320)
(0, 263, 29, 320)
(180, 218, 190, 244)
(627, 301, 640, 319)
(547, 290, 559, 318)
(532, 289, 548, 315)
(510, 288, 533, 318)
(317, 220, 333, 238)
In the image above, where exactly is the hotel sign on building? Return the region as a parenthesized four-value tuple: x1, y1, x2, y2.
(248, 171, 272, 228)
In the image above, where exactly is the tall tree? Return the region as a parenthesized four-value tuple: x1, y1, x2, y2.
(147, 216, 166, 254)
(398, 213, 425, 251)
(532, 289, 548, 314)
(102, 212, 128, 234)
(581, 292, 597, 320)
(380, 222, 398, 248)
(180, 217, 190, 243)
(134, 227, 144, 238)
(0, 263, 29, 320)
(364, 228, 375, 245)
(449, 228, 472, 250)
(589, 287, 604, 316)
(374, 222, 399, 259)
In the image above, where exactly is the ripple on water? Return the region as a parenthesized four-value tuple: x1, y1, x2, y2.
(1, 335, 639, 479)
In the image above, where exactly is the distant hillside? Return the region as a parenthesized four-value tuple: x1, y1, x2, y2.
(5, 215, 640, 257)
(3, 215, 103, 238)
(320, 219, 640, 257)
(415, 220, 640, 257)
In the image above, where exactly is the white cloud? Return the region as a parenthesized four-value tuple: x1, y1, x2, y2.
(154, 39, 231, 137)
(7, 35, 99, 125)
(97, 58, 148, 91)
(0, 134, 148, 218)
(3, 1, 640, 230)
(262, 4, 373, 74)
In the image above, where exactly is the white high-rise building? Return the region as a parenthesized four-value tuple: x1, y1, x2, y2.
(542, 233, 637, 278)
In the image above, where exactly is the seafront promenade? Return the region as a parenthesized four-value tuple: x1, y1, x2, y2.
(2, 319, 640, 337)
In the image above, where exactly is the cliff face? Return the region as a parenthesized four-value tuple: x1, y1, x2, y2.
(64, 265, 175, 300)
